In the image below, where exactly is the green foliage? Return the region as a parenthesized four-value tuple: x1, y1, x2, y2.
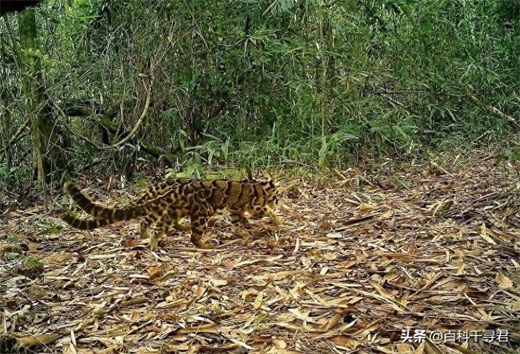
(497, 147, 520, 163)
(23, 257, 43, 268)
(504, 150, 520, 161)
(0, 164, 20, 186)
(0, 0, 519, 190)
(4, 251, 22, 261)
(36, 222, 63, 236)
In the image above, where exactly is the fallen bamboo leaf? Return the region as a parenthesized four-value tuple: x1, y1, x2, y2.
(16, 333, 61, 348)
(253, 291, 264, 310)
(495, 272, 513, 289)
(177, 324, 217, 334)
(320, 313, 342, 332)
(272, 338, 287, 348)
(479, 223, 496, 244)
(3, 155, 519, 354)
(330, 335, 359, 349)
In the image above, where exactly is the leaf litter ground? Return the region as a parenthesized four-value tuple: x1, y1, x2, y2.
(1, 154, 519, 354)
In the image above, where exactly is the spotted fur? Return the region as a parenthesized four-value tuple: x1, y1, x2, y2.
(60, 178, 281, 250)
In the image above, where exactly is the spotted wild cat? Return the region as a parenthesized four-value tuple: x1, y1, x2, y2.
(60, 178, 282, 250)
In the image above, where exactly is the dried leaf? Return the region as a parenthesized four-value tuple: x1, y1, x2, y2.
(222, 261, 235, 270)
(253, 291, 264, 310)
(358, 203, 377, 212)
(272, 338, 287, 348)
(320, 313, 342, 332)
(122, 239, 141, 247)
(495, 272, 513, 289)
(479, 223, 496, 244)
(4, 156, 518, 353)
(330, 336, 359, 349)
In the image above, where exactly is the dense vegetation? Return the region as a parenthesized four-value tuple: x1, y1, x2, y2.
(1, 0, 519, 193)
(1, 3, 519, 353)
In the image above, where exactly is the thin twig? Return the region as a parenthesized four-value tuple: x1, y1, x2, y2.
(107, 76, 153, 149)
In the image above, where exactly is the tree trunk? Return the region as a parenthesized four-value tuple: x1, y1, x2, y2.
(19, 9, 66, 188)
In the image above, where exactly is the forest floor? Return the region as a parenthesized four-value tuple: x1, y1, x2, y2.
(1, 152, 519, 354)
